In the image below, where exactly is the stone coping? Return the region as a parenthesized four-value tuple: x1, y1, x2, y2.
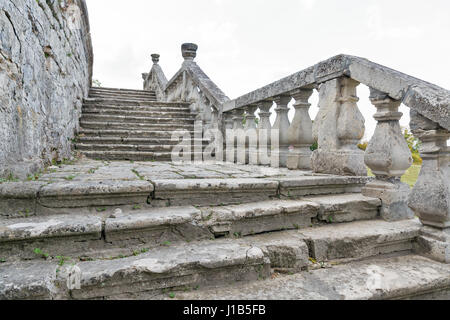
(223, 54, 450, 131)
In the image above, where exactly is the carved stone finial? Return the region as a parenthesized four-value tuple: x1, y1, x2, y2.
(151, 54, 160, 64)
(181, 43, 198, 61)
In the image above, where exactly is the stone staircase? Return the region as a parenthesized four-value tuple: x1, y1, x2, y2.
(0, 159, 449, 300)
(75, 87, 197, 161)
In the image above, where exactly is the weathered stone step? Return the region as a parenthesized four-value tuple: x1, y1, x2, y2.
(173, 254, 450, 300)
(76, 136, 205, 146)
(77, 129, 195, 138)
(0, 206, 210, 261)
(150, 176, 371, 207)
(0, 180, 154, 218)
(83, 100, 191, 110)
(80, 114, 195, 125)
(89, 87, 156, 95)
(75, 143, 192, 152)
(80, 150, 193, 161)
(0, 219, 423, 300)
(79, 121, 194, 131)
(88, 93, 157, 101)
(201, 194, 381, 237)
(83, 98, 163, 106)
(82, 108, 194, 118)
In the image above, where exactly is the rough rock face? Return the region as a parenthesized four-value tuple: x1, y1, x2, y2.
(0, 0, 93, 178)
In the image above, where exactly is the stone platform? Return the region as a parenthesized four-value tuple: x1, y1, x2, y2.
(0, 158, 447, 300)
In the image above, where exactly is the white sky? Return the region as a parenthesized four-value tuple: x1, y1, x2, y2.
(85, 0, 450, 141)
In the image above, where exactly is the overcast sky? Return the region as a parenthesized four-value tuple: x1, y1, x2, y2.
(85, 0, 450, 140)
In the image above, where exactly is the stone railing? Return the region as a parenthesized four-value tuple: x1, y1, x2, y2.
(142, 54, 168, 101)
(143, 44, 229, 132)
(221, 54, 449, 254)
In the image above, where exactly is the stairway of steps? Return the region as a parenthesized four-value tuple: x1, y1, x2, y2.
(0, 160, 448, 300)
(75, 87, 198, 161)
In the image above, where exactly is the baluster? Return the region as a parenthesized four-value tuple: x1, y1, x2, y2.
(201, 95, 212, 132)
(312, 77, 366, 176)
(272, 95, 291, 167)
(211, 106, 219, 130)
(287, 88, 314, 170)
(232, 109, 245, 163)
(362, 88, 413, 221)
(244, 105, 258, 164)
(407, 110, 450, 262)
(257, 101, 273, 165)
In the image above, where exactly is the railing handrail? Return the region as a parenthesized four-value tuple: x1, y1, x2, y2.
(165, 60, 230, 109)
(223, 54, 450, 131)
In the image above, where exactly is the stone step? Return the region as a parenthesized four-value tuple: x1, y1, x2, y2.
(76, 136, 205, 146)
(201, 194, 381, 237)
(88, 93, 157, 101)
(173, 254, 450, 300)
(82, 100, 191, 111)
(80, 150, 184, 161)
(79, 121, 194, 131)
(0, 195, 382, 262)
(0, 219, 423, 300)
(77, 129, 195, 138)
(75, 143, 194, 152)
(80, 114, 195, 125)
(83, 98, 163, 106)
(150, 176, 371, 207)
(82, 108, 194, 118)
(90, 87, 156, 95)
(0, 179, 154, 218)
(0, 170, 370, 218)
(89, 90, 156, 96)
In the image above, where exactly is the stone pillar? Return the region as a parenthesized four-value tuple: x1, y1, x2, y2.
(287, 88, 314, 170)
(244, 105, 258, 164)
(272, 95, 291, 167)
(408, 110, 450, 263)
(312, 77, 366, 176)
(362, 88, 413, 221)
(257, 101, 273, 165)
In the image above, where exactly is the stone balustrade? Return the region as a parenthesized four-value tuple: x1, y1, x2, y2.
(144, 44, 229, 133)
(219, 54, 449, 255)
(141, 47, 450, 261)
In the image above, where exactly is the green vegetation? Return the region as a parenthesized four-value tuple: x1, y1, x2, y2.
(131, 169, 145, 180)
(0, 173, 19, 183)
(34, 248, 49, 259)
(92, 79, 102, 87)
(368, 164, 421, 188)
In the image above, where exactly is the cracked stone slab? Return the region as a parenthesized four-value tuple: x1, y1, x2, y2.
(278, 176, 372, 197)
(69, 240, 270, 299)
(0, 214, 103, 261)
(200, 200, 319, 237)
(239, 231, 309, 271)
(152, 178, 279, 206)
(0, 261, 60, 300)
(299, 219, 422, 261)
(172, 255, 450, 300)
(302, 193, 381, 223)
(38, 180, 154, 208)
(104, 206, 213, 244)
(0, 182, 45, 218)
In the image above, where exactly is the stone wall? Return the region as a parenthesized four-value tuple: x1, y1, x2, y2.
(0, 0, 93, 178)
